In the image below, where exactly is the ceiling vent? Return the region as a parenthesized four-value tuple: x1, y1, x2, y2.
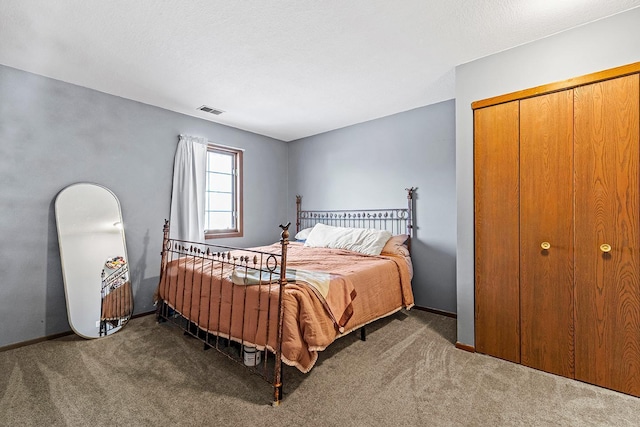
(198, 105, 225, 115)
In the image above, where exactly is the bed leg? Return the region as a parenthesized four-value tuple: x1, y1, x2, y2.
(155, 301, 166, 323)
(272, 383, 283, 407)
(360, 326, 366, 341)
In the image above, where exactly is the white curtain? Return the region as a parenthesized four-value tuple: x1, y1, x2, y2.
(169, 135, 208, 242)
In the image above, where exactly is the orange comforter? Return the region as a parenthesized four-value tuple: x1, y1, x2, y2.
(157, 242, 414, 372)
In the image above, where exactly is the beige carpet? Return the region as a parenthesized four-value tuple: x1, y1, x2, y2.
(1, 310, 639, 426)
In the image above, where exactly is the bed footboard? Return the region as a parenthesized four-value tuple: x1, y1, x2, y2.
(156, 220, 290, 405)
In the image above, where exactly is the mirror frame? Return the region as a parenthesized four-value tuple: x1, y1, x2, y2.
(55, 182, 132, 338)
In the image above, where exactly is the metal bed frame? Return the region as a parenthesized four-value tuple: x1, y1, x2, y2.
(155, 188, 416, 405)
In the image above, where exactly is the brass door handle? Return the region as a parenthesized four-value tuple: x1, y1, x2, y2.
(541, 242, 551, 250)
(600, 244, 612, 253)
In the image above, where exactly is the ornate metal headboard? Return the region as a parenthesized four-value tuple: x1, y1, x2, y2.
(296, 188, 416, 237)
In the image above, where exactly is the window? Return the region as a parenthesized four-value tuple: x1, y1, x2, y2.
(204, 144, 243, 238)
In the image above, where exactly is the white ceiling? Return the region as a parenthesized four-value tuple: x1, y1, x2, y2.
(1, 1, 640, 141)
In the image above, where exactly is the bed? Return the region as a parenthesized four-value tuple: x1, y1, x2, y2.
(154, 188, 416, 405)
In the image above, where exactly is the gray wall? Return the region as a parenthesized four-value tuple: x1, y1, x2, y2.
(288, 101, 457, 313)
(455, 7, 640, 346)
(0, 64, 288, 348)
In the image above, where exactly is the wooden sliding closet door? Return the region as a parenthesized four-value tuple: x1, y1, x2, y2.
(519, 91, 575, 377)
(474, 101, 520, 363)
(574, 74, 640, 396)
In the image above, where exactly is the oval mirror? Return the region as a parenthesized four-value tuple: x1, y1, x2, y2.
(55, 183, 133, 338)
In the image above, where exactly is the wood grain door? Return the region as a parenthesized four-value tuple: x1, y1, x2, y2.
(574, 74, 640, 396)
(519, 90, 575, 378)
(474, 101, 520, 363)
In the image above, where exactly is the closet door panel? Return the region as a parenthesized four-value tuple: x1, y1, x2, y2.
(520, 90, 575, 377)
(574, 74, 640, 396)
(474, 101, 520, 362)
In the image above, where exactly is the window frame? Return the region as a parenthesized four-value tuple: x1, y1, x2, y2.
(204, 143, 243, 239)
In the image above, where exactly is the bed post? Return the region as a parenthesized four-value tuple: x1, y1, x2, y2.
(156, 219, 171, 321)
(405, 187, 417, 237)
(161, 219, 170, 262)
(273, 222, 291, 406)
(295, 195, 302, 233)
(159, 219, 171, 283)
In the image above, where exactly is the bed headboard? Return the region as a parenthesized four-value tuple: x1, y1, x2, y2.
(296, 188, 416, 238)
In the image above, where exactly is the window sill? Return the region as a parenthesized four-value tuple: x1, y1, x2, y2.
(205, 231, 243, 239)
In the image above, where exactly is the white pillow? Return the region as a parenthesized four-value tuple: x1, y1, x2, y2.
(294, 227, 314, 240)
(304, 223, 392, 256)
